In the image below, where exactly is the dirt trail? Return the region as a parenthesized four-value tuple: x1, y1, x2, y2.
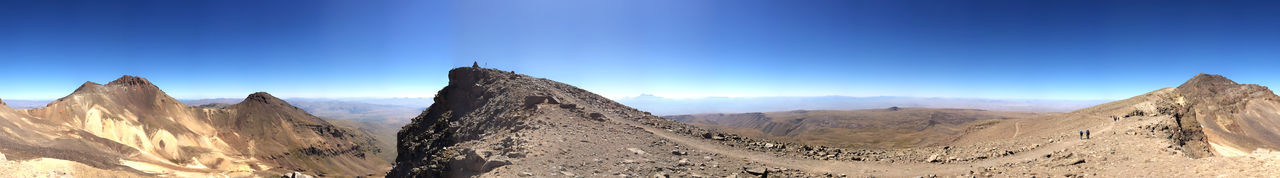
(621, 113, 1120, 177)
(1012, 122, 1020, 138)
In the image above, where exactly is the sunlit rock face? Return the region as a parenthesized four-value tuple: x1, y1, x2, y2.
(0, 75, 387, 177)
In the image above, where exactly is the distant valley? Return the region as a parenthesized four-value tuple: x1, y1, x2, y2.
(181, 98, 427, 125)
(664, 108, 1050, 149)
(617, 95, 1109, 115)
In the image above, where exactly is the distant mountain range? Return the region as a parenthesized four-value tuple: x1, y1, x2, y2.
(181, 98, 425, 125)
(616, 94, 1110, 115)
(6, 94, 1101, 118)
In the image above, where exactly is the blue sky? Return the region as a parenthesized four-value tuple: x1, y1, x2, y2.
(2, 0, 1279, 100)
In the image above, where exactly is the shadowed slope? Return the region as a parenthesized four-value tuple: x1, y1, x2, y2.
(216, 92, 386, 176)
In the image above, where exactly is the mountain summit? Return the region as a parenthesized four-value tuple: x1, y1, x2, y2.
(1168, 73, 1280, 157)
(242, 91, 290, 106)
(0, 76, 387, 177)
(106, 75, 156, 87)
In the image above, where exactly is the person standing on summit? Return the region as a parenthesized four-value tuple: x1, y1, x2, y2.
(1086, 130, 1091, 139)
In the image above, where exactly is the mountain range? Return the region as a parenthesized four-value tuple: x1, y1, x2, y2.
(4, 68, 1280, 177)
(0, 76, 387, 177)
(616, 94, 1108, 115)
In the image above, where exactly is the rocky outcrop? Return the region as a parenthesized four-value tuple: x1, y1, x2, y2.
(105, 75, 155, 87)
(1168, 73, 1280, 158)
(391, 66, 512, 177)
(243, 92, 291, 107)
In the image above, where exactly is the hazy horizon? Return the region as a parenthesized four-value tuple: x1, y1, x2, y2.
(5, 0, 1280, 101)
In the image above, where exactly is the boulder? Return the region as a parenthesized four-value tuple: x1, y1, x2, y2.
(589, 113, 606, 121)
(627, 148, 647, 155)
(523, 96, 559, 108)
(281, 172, 314, 178)
(744, 166, 769, 177)
(1065, 158, 1086, 165)
(671, 150, 688, 155)
(452, 149, 512, 173)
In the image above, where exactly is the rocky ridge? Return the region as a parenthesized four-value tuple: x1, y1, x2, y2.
(0, 75, 388, 177)
(391, 70, 1280, 177)
(390, 67, 834, 177)
(1167, 73, 1280, 157)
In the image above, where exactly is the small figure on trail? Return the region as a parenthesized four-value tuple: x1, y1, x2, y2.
(1079, 130, 1084, 139)
(1086, 130, 1091, 139)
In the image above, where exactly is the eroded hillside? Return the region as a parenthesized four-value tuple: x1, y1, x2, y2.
(0, 76, 387, 177)
(1171, 73, 1280, 157)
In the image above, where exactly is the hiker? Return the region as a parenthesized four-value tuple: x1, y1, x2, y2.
(1079, 130, 1084, 139)
(1086, 130, 1091, 139)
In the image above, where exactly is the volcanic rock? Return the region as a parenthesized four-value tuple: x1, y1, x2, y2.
(1168, 73, 1280, 158)
(105, 75, 155, 87)
(0, 75, 387, 177)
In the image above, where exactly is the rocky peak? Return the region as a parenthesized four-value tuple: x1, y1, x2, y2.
(106, 75, 156, 87)
(449, 67, 491, 86)
(72, 81, 104, 93)
(242, 92, 288, 106)
(1177, 73, 1239, 93)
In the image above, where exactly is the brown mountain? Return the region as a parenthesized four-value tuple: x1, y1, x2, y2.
(0, 76, 386, 177)
(1169, 73, 1280, 157)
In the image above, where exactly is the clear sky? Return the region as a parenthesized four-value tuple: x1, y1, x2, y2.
(2, 0, 1279, 100)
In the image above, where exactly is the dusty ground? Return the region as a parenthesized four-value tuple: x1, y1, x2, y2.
(0, 152, 148, 178)
(665, 108, 1050, 149)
